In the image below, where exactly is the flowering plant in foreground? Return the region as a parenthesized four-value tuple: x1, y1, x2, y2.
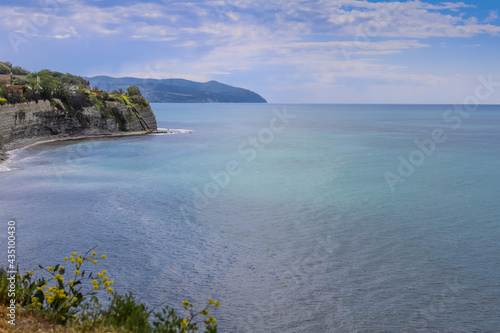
(1, 246, 220, 332)
(151, 298, 220, 332)
(23, 246, 113, 323)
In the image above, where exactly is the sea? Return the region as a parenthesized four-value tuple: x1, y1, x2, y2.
(1, 104, 499, 332)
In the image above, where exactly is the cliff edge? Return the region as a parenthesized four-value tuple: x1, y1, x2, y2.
(0, 100, 157, 162)
(0, 66, 159, 163)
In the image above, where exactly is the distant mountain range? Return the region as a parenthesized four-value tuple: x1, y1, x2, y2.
(85, 76, 267, 103)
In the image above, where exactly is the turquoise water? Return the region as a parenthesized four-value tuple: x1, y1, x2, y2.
(1, 104, 500, 332)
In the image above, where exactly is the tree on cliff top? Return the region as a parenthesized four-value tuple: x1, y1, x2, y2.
(126, 86, 148, 108)
(127, 86, 142, 97)
(0, 62, 29, 75)
(12, 66, 30, 75)
(0, 62, 10, 74)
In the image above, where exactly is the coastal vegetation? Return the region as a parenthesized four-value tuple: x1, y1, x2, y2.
(0, 63, 158, 165)
(1, 247, 219, 332)
(0, 62, 149, 113)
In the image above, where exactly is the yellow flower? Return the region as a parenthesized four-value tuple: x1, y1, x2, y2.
(73, 315, 78, 320)
(205, 319, 210, 324)
(102, 270, 107, 274)
(182, 300, 189, 306)
(74, 270, 80, 275)
(26, 270, 30, 275)
(201, 309, 208, 316)
(101, 254, 106, 259)
(208, 298, 214, 304)
(92, 280, 98, 285)
(71, 259, 75, 263)
(77, 258, 83, 264)
(93, 260, 97, 265)
(103, 277, 108, 282)
(72, 252, 76, 256)
(59, 266, 64, 270)
(93, 285, 99, 290)
(97, 273, 103, 278)
(48, 267, 54, 272)
(110, 281, 114, 285)
(215, 301, 221, 307)
(64, 257, 68, 261)
(181, 319, 188, 327)
(69, 280, 74, 285)
(61, 316, 65, 321)
(107, 287, 113, 293)
(72, 297, 78, 302)
(96, 317, 102, 322)
(104, 282, 109, 287)
(209, 316, 216, 324)
(92, 252, 97, 256)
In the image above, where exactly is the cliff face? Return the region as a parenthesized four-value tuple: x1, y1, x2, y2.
(0, 100, 157, 148)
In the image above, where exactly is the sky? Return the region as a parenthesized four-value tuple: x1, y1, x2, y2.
(1, 0, 500, 103)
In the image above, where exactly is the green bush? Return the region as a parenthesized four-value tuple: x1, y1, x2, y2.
(103, 292, 152, 332)
(12, 66, 30, 75)
(0, 62, 10, 74)
(127, 86, 142, 97)
(0, 246, 220, 332)
(129, 95, 149, 108)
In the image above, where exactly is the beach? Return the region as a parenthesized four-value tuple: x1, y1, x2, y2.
(0, 131, 153, 168)
(0, 128, 193, 170)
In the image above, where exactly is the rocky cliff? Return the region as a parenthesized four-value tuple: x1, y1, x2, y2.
(0, 100, 157, 153)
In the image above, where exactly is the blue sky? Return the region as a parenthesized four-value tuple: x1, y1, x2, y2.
(1, 0, 500, 103)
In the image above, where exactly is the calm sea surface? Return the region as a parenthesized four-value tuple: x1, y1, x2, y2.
(1, 104, 499, 332)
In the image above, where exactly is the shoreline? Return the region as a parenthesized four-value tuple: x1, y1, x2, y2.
(0, 130, 164, 169)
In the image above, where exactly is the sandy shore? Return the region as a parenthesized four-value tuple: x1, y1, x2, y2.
(0, 131, 157, 168)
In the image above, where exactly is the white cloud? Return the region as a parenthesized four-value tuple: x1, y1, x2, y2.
(1, 1, 498, 42)
(316, 1, 500, 38)
(1, 0, 499, 103)
(484, 10, 498, 23)
(53, 34, 71, 39)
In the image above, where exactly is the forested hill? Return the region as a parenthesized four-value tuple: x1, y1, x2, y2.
(86, 76, 267, 103)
